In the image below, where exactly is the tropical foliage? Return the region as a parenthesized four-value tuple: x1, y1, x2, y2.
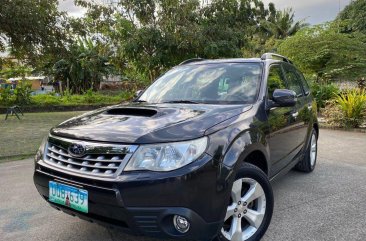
(310, 82, 339, 109)
(0, 0, 68, 63)
(0, 90, 132, 107)
(1, 0, 307, 85)
(336, 89, 366, 128)
(53, 38, 112, 93)
(337, 0, 366, 34)
(278, 23, 366, 81)
(1, 0, 366, 130)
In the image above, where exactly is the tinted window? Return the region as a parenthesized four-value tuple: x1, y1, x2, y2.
(267, 65, 286, 100)
(139, 63, 263, 104)
(296, 70, 310, 95)
(283, 65, 303, 96)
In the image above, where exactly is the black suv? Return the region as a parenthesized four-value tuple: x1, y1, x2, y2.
(34, 53, 318, 241)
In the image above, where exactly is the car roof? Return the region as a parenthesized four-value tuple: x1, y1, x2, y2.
(182, 58, 282, 66)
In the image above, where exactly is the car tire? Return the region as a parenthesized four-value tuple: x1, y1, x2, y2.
(295, 128, 318, 173)
(214, 163, 274, 241)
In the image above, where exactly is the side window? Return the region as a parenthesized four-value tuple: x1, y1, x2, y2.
(283, 65, 303, 97)
(296, 70, 310, 95)
(267, 65, 286, 100)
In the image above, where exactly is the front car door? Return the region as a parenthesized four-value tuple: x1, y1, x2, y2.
(282, 63, 309, 152)
(266, 63, 307, 176)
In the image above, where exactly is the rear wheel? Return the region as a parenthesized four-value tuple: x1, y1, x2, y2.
(215, 163, 274, 241)
(295, 128, 318, 173)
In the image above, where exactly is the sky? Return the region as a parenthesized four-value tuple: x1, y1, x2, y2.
(262, 0, 352, 25)
(59, 0, 352, 25)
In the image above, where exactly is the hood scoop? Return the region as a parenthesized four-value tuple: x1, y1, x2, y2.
(105, 107, 158, 117)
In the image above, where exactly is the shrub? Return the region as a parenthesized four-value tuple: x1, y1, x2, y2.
(14, 80, 32, 105)
(336, 89, 366, 128)
(31, 94, 62, 106)
(321, 100, 344, 128)
(0, 86, 14, 106)
(84, 88, 95, 104)
(29, 91, 134, 106)
(310, 82, 340, 109)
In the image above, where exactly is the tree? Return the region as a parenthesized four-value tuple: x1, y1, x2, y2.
(0, 0, 68, 64)
(85, 0, 283, 82)
(54, 38, 112, 93)
(260, 8, 308, 39)
(338, 0, 366, 34)
(278, 23, 366, 81)
(241, 6, 307, 57)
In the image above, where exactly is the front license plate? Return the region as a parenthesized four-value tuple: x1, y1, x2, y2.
(49, 181, 88, 213)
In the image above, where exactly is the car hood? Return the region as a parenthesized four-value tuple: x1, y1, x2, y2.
(51, 103, 252, 144)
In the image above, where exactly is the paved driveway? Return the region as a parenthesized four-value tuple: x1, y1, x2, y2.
(1, 129, 365, 241)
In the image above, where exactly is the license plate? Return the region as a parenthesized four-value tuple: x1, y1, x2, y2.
(49, 181, 88, 213)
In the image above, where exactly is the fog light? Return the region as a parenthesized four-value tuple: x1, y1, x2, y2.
(173, 215, 190, 233)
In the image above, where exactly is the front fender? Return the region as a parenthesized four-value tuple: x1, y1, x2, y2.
(207, 127, 269, 224)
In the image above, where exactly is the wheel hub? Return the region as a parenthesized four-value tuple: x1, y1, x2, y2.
(235, 202, 248, 217)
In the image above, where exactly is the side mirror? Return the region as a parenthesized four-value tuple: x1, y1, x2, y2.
(134, 90, 143, 99)
(270, 89, 297, 108)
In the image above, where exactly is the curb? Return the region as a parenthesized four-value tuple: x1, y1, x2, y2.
(319, 125, 366, 133)
(0, 104, 110, 114)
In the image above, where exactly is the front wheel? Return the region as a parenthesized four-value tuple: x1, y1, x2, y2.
(215, 163, 274, 241)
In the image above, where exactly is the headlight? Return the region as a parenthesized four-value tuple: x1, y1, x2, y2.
(35, 136, 48, 162)
(124, 137, 208, 172)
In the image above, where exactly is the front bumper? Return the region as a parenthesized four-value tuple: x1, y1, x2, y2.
(33, 154, 229, 241)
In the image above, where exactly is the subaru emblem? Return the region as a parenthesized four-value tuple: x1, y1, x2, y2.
(68, 143, 86, 157)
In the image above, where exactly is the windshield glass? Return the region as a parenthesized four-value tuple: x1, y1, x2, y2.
(138, 63, 263, 104)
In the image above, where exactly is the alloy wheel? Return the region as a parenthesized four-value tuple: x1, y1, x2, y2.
(221, 178, 267, 241)
(310, 133, 317, 167)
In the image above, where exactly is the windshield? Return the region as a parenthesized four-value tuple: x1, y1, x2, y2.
(138, 63, 263, 104)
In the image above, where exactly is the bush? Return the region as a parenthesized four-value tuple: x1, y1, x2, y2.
(14, 80, 32, 105)
(321, 100, 344, 128)
(310, 82, 340, 109)
(336, 89, 366, 128)
(30, 91, 134, 106)
(0, 86, 13, 106)
(31, 94, 63, 106)
(84, 88, 95, 104)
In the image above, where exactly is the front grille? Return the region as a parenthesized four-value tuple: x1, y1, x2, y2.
(44, 135, 138, 178)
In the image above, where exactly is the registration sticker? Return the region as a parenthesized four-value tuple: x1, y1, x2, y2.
(49, 181, 88, 213)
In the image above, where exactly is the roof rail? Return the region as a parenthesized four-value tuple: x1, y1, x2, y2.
(261, 53, 293, 64)
(179, 58, 205, 65)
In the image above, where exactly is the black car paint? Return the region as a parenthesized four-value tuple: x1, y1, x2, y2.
(51, 103, 252, 144)
(33, 58, 318, 241)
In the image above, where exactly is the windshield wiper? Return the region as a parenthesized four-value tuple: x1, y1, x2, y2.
(133, 100, 147, 103)
(162, 100, 200, 104)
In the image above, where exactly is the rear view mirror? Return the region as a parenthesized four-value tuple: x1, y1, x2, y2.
(271, 89, 297, 108)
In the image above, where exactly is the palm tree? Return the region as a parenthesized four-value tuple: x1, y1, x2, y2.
(261, 8, 309, 39)
(54, 38, 112, 94)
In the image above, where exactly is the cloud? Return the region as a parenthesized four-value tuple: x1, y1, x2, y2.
(58, 0, 86, 17)
(262, 0, 351, 24)
(58, 0, 353, 24)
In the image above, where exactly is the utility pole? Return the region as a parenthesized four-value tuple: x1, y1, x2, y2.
(338, 0, 341, 33)
(339, 0, 341, 13)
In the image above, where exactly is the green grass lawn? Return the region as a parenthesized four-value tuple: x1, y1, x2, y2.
(0, 111, 85, 160)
